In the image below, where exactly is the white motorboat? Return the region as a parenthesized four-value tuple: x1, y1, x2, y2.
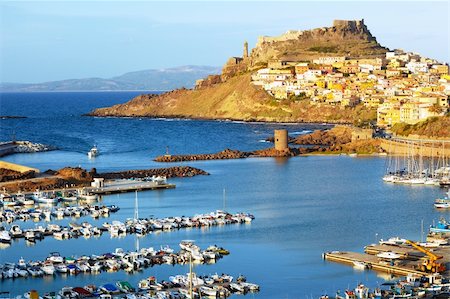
(352, 261, 367, 270)
(88, 145, 99, 158)
(15, 191, 34, 205)
(47, 252, 64, 263)
(0, 230, 12, 243)
(376, 251, 401, 259)
(41, 263, 56, 275)
(32, 191, 59, 204)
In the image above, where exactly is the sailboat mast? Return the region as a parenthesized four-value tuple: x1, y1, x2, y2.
(189, 253, 193, 299)
(135, 190, 139, 252)
(223, 188, 226, 211)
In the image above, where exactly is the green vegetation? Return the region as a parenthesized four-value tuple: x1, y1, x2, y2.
(391, 115, 450, 138)
(308, 46, 339, 53)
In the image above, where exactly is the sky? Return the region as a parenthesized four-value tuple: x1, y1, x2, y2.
(0, 1, 449, 83)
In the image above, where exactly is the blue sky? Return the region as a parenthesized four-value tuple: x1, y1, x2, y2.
(0, 1, 449, 83)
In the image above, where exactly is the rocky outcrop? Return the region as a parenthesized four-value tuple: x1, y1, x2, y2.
(0, 168, 35, 182)
(249, 19, 387, 68)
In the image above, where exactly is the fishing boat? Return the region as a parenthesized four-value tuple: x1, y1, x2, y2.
(434, 189, 450, 209)
(32, 191, 59, 204)
(0, 192, 18, 207)
(88, 145, 99, 159)
(15, 191, 34, 205)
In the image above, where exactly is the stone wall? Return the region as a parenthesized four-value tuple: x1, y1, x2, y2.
(380, 139, 450, 157)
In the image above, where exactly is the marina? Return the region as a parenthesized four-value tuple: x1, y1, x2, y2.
(0, 91, 449, 298)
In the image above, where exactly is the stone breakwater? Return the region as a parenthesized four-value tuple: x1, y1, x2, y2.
(154, 148, 318, 162)
(99, 166, 209, 179)
(0, 141, 56, 157)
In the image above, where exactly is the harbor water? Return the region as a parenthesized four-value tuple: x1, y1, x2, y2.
(0, 92, 449, 298)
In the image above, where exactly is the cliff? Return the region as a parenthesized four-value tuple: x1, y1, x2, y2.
(89, 20, 384, 123)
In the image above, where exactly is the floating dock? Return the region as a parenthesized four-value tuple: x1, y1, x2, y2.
(88, 179, 175, 195)
(324, 243, 450, 278)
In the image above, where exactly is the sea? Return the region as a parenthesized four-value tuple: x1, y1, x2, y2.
(0, 92, 448, 298)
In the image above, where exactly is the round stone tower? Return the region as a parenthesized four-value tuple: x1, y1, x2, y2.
(243, 40, 249, 58)
(274, 129, 288, 151)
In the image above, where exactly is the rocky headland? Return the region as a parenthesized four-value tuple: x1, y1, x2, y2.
(88, 20, 383, 124)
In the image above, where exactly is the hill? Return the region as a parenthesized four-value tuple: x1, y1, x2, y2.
(391, 115, 450, 138)
(90, 20, 385, 122)
(90, 72, 376, 123)
(0, 66, 221, 92)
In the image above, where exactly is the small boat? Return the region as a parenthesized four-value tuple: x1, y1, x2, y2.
(0, 230, 12, 243)
(376, 251, 401, 260)
(1, 193, 18, 207)
(116, 281, 135, 293)
(352, 261, 367, 270)
(88, 145, 99, 159)
(100, 283, 120, 294)
(47, 252, 64, 263)
(434, 189, 450, 209)
(32, 191, 59, 205)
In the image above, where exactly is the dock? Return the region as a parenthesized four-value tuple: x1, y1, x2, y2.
(87, 179, 175, 195)
(12, 179, 176, 198)
(324, 243, 450, 278)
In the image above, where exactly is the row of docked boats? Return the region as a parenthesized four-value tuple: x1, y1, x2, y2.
(0, 243, 229, 280)
(321, 274, 450, 299)
(12, 273, 259, 299)
(0, 190, 98, 207)
(0, 210, 254, 246)
(382, 173, 450, 187)
(0, 204, 119, 224)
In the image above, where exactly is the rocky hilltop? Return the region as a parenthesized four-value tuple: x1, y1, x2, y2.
(89, 20, 385, 123)
(250, 19, 386, 66)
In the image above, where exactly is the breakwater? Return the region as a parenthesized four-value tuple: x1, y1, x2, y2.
(0, 141, 55, 157)
(100, 166, 209, 179)
(154, 148, 314, 162)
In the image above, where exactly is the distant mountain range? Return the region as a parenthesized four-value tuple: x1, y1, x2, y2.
(0, 66, 221, 92)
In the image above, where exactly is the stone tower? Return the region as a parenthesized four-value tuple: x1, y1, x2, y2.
(274, 129, 288, 151)
(243, 40, 248, 58)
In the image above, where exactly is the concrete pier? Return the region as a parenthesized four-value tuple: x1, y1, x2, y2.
(324, 243, 450, 278)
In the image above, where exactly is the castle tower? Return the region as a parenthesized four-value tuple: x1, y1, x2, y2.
(274, 129, 288, 151)
(243, 40, 248, 58)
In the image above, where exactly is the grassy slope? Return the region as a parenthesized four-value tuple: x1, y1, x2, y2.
(391, 115, 450, 138)
(92, 73, 376, 123)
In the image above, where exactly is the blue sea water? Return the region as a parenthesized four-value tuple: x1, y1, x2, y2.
(0, 92, 448, 298)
